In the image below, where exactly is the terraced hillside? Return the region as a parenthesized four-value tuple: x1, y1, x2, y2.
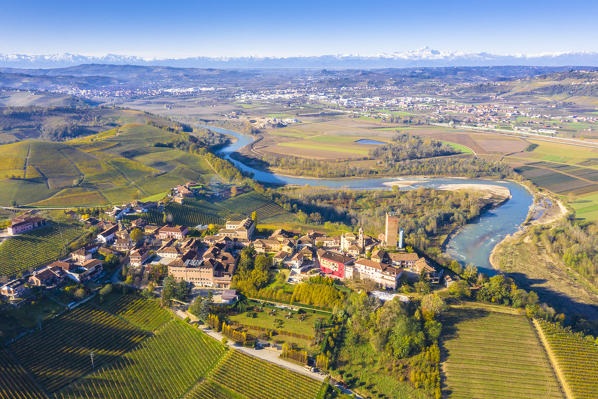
(441, 308, 563, 399)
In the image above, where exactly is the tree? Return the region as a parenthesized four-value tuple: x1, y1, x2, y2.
(130, 228, 144, 243)
(162, 276, 176, 306)
(99, 283, 113, 297)
(189, 293, 213, 321)
(230, 186, 238, 197)
(251, 210, 257, 222)
(463, 264, 478, 283)
(420, 294, 446, 319)
(448, 280, 471, 299)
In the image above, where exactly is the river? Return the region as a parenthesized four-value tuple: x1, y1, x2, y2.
(208, 126, 533, 275)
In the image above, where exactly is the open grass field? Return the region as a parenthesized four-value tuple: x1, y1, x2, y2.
(0, 124, 217, 207)
(0, 221, 87, 278)
(441, 308, 563, 399)
(536, 319, 598, 399)
(9, 304, 148, 393)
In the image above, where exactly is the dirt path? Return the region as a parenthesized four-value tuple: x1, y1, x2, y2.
(22, 144, 31, 178)
(532, 319, 572, 399)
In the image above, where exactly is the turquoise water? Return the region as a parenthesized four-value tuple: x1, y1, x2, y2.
(209, 126, 533, 275)
(355, 139, 385, 145)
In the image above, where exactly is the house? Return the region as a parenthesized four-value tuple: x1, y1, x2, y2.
(388, 252, 420, 268)
(315, 236, 340, 249)
(220, 289, 238, 304)
(169, 254, 236, 289)
(218, 218, 255, 240)
(65, 259, 103, 282)
(253, 239, 280, 254)
(97, 224, 118, 244)
(144, 224, 161, 235)
(354, 258, 402, 290)
(157, 243, 181, 259)
(130, 247, 152, 266)
(71, 248, 92, 264)
(158, 225, 188, 240)
(273, 251, 289, 266)
(113, 237, 134, 252)
(7, 216, 46, 236)
(131, 218, 148, 228)
(1, 279, 29, 300)
(318, 250, 354, 279)
(29, 266, 65, 287)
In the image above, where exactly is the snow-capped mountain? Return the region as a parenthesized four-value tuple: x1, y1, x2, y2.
(2, 49, 598, 69)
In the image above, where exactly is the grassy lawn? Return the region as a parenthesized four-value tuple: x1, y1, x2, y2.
(441, 140, 474, 154)
(441, 308, 562, 399)
(229, 306, 318, 338)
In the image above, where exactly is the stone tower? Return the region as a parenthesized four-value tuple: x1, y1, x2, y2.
(385, 212, 399, 248)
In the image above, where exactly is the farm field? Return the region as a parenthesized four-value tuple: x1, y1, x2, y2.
(58, 319, 225, 399)
(536, 319, 598, 399)
(0, 124, 217, 207)
(100, 293, 172, 331)
(506, 140, 598, 221)
(0, 221, 87, 278)
(210, 350, 324, 399)
(0, 347, 47, 399)
(9, 304, 148, 393)
(441, 308, 563, 399)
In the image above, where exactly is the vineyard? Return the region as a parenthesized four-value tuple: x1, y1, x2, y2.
(185, 380, 242, 399)
(0, 348, 47, 399)
(57, 319, 225, 399)
(9, 305, 148, 393)
(163, 202, 224, 226)
(441, 308, 563, 399)
(0, 222, 87, 278)
(101, 294, 171, 331)
(210, 350, 323, 399)
(536, 319, 598, 399)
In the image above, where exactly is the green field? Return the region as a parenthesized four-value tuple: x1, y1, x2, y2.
(0, 221, 87, 278)
(537, 319, 598, 399)
(3, 294, 325, 399)
(0, 347, 46, 399)
(441, 308, 563, 399)
(58, 318, 225, 399)
(100, 294, 172, 331)
(208, 350, 324, 399)
(0, 124, 217, 207)
(9, 304, 148, 393)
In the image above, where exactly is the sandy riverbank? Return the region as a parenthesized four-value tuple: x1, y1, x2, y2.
(435, 183, 511, 199)
(381, 180, 426, 188)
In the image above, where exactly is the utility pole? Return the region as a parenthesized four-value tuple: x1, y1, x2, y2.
(90, 352, 95, 370)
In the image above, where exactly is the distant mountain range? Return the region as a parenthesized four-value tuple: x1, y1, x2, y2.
(2, 48, 598, 69)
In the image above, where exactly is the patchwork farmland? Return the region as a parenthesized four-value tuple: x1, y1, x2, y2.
(441, 308, 563, 399)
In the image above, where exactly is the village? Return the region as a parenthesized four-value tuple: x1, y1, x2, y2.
(0, 183, 447, 308)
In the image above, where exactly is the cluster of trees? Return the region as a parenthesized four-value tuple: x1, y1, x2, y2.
(281, 343, 308, 364)
(231, 247, 272, 295)
(339, 292, 444, 397)
(189, 292, 213, 321)
(532, 219, 598, 285)
(161, 276, 190, 306)
(371, 133, 457, 162)
(290, 280, 346, 309)
(221, 321, 249, 345)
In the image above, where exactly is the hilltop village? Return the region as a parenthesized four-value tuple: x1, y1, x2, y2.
(0, 194, 442, 304)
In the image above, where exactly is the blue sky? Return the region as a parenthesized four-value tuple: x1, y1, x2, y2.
(2, 0, 597, 57)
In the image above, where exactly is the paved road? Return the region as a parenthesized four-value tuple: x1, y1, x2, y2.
(200, 326, 326, 381)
